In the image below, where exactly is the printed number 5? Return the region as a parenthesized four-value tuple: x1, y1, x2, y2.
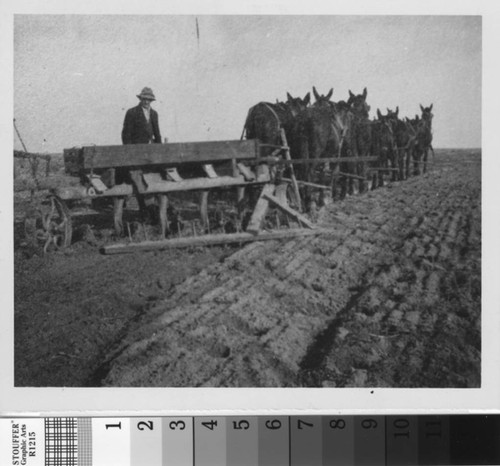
(233, 420, 250, 430)
(169, 420, 186, 430)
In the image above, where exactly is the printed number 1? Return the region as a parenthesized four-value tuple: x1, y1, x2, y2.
(105, 422, 122, 430)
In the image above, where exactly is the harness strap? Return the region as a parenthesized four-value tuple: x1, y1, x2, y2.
(263, 102, 283, 130)
(241, 102, 284, 141)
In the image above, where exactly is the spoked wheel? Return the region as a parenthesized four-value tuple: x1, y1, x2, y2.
(25, 195, 72, 253)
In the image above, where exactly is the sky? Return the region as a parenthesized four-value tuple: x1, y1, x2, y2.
(13, 15, 481, 153)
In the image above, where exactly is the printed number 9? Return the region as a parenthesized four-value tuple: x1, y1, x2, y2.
(361, 419, 378, 429)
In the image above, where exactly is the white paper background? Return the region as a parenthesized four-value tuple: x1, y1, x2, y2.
(1, 0, 499, 416)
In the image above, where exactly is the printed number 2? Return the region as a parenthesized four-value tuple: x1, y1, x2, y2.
(137, 421, 154, 431)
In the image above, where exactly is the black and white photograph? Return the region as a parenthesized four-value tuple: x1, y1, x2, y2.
(7, 7, 494, 404)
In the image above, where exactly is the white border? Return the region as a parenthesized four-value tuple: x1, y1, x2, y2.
(2, 0, 500, 416)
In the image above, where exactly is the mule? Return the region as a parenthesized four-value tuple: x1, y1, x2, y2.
(384, 107, 416, 180)
(372, 109, 397, 188)
(346, 88, 372, 193)
(291, 87, 346, 207)
(412, 104, 434, 175)
(242, 92, 311, 155)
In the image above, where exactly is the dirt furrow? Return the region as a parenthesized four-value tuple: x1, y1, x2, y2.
(97, 153, 480, 388)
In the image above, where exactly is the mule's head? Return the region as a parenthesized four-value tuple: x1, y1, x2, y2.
(385, 106, 399, 121)
(347, 87, 370, 118)
(286, 92, 311, 116)
(312, 87, 334, 110)
(376, 108, 394, 134)
(419, 104, 434, 124)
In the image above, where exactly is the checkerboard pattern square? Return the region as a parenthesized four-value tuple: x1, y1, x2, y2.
(45, 418, 78, 466)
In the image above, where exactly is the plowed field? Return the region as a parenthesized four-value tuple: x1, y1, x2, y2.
(14, 149, 481, 388)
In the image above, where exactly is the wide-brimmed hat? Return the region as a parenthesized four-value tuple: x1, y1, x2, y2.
(137, 87, 156, 101)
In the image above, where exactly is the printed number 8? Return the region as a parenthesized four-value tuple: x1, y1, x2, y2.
(329, 419, 346, 429)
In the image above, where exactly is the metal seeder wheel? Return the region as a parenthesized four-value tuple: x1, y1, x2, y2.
(25, 195, 72, 253)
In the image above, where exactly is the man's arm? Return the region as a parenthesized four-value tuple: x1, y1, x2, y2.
(121, 108, 133, 144)
(152, 110, 162, 143)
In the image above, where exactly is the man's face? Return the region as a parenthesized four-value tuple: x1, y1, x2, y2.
(140, 98, 153, 109)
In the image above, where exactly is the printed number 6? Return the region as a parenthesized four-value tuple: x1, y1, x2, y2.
(169, 420, 186, 430)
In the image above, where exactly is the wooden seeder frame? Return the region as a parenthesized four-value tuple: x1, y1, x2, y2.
(41, 133, 331, 254)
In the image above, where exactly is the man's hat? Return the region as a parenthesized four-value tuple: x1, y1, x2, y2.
(137, 87, 156, 101)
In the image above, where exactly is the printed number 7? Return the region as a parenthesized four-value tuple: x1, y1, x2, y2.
(297, 420, 313, 429)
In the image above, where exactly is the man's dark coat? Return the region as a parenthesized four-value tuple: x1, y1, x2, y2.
(121, 104, 161, 144)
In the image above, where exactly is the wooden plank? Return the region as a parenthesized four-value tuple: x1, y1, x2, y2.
(79, 139, 259, 170)
(259, 155, 379, 165)
(246, 184, 275, 233)
(263, 193, 315, 229)
(166, 168, 183, 181)
(334, 171, 367, 180)
(237, 163, 256, 181)
(202, 164, 218, 178)
(275, 184, 289, 205)
(53, 175, 271, 200)
(281, 177, 330, 190)
(101, 228, 333, 254)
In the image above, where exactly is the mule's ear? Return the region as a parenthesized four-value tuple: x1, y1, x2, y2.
(326, 88, 333, 100)
(429, 103, 433, 111)
(363, 87, 367, 99)
(313, 86, 320, 101)
(304, 92, 311, 105)
(286, 92, 292, 102)
(377, 108, 382, 119)
(420, 104, 424, 112)
(349, 90, 354, 98)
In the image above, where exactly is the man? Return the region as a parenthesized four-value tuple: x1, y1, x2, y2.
(122, 87, 162, 144)
(119, 87, 163, 226)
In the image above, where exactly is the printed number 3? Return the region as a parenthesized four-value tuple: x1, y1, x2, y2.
(169, 420, 186, 430)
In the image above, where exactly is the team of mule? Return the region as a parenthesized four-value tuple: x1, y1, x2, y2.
(243, 88, 434, 207)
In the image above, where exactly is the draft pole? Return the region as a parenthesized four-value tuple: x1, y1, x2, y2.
(279, 128, 302, 212)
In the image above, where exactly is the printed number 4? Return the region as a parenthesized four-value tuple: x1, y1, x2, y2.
(202, 420, 218, 431)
